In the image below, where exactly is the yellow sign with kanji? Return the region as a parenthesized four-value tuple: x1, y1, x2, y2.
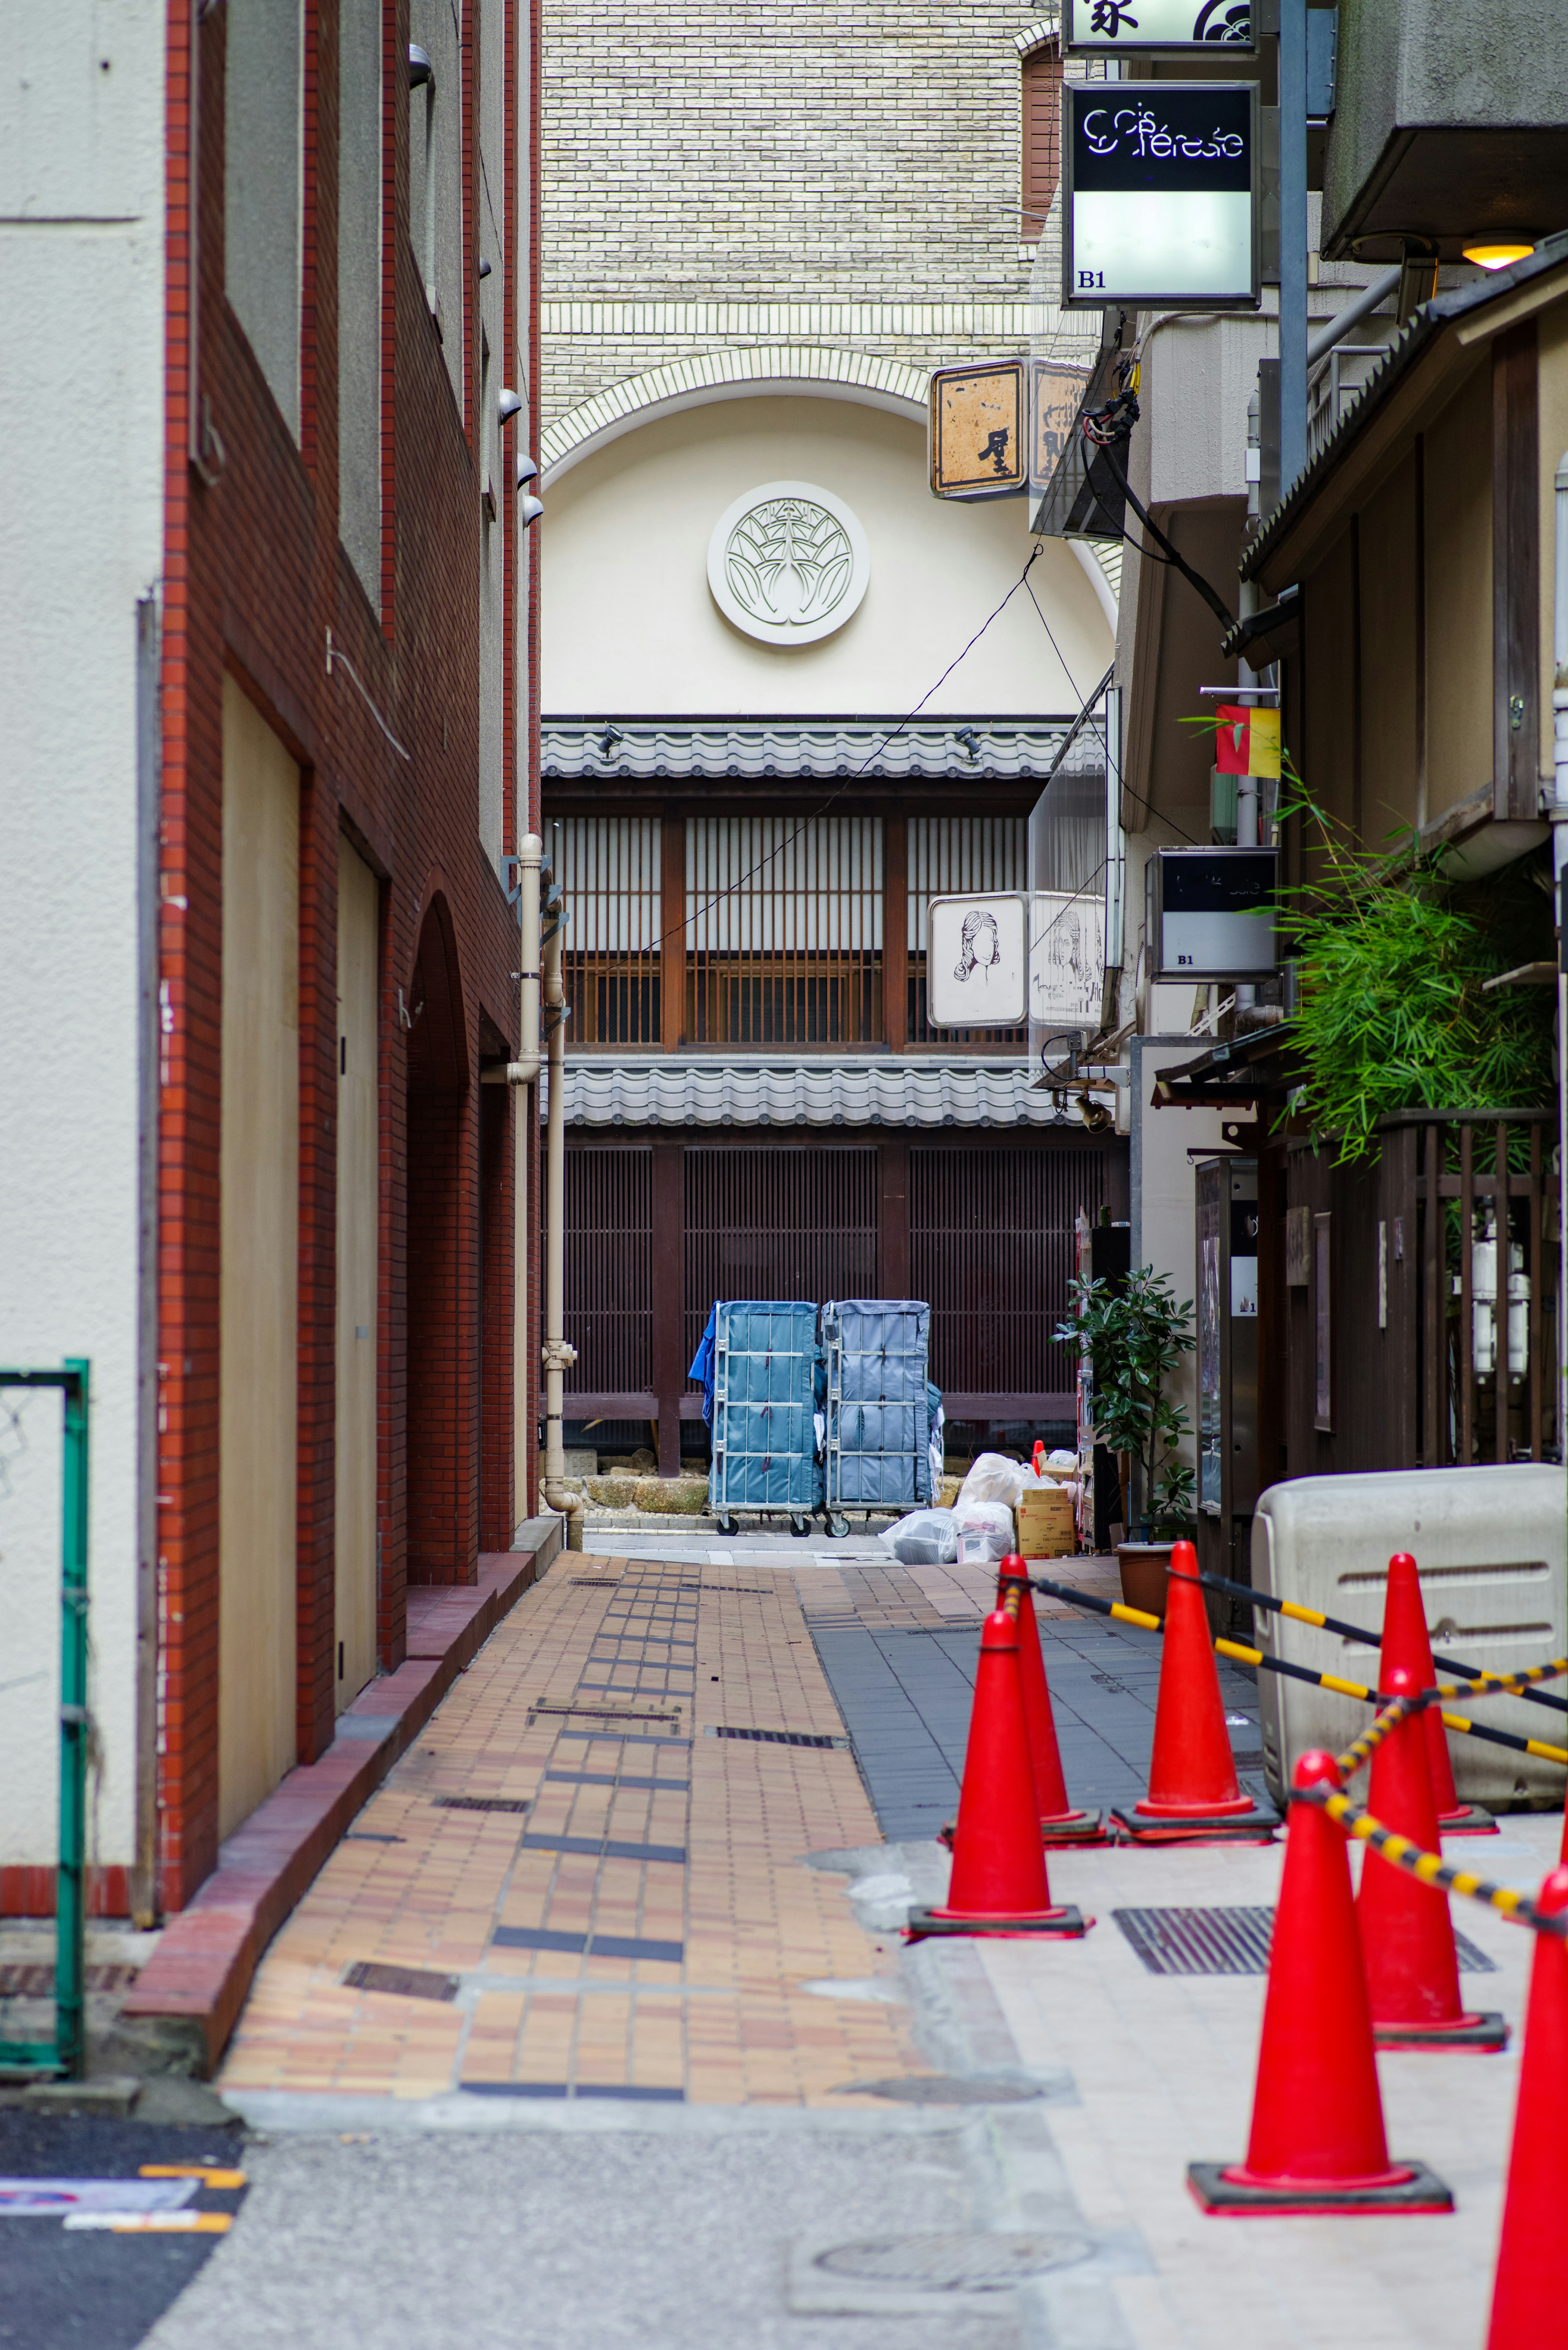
(929, 360, 1027, 501)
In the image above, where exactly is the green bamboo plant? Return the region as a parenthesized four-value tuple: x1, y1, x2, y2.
(1272, 774, 1554, 1164)
(1056, 1268, 1196, 1540)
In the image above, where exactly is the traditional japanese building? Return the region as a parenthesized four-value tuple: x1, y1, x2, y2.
(539, 0, 1124, 1469)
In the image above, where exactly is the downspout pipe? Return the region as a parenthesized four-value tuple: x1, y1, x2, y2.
(539, 890, 581, 1545)
(1553, 455, 1568, 1459)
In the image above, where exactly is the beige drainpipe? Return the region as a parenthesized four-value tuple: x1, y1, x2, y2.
(482, 832, 581, 1545)
(538, 862, 581, 1546)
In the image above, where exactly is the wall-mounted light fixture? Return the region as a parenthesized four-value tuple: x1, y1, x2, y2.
(497, 389, 522, 425)
(1463, 241, 1535, 272)
(519, 494, 543, 528)
(514, 451, 537, 485)
(478, 256, 492, 279)
(408, 42, 432, 85)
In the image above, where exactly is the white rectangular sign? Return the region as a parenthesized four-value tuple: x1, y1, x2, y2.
(1065, 0, 1255, 53)
(1063, 84, 1259, 310)
(926, 893, 1028, 1028)
(1029, 890, 1105, 1033)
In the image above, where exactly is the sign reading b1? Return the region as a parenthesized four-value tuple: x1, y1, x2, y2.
(1063, 83, 1259, 310)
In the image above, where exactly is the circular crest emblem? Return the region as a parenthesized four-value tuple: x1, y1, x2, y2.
(706, 481, 870, 646)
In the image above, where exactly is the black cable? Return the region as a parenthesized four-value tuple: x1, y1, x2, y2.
(1089, 437, 1236, 635)
(640, 544, 1047, 954)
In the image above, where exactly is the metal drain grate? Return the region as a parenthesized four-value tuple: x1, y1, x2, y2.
(433, 1795, 531, 1814)
(812, 2234, 1090, 2288)
(833, 2076, 1047, 2105)
(707, 1726, 849, 1749)
(342, 1960, 459, 2002)
(528, 1703, 682, 1727)
(1114, 1905, 1499, 1977)
(570, 1577, 621, 1587)
(0, 1963, 141, 1998)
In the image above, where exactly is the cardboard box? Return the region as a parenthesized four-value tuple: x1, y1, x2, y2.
(1017, 1485, 1077, 1559)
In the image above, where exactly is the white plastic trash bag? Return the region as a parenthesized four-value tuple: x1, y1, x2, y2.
(952, 1498, 1017, 1564)
(955, 1452, 1039, 1513)
(880, 1507, 959, 1566)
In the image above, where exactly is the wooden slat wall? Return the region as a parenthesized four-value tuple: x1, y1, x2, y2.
(1020, 41, 1062, 244)
(562, 1146, 654, 1400)
(911, 1144, 1105, 1402)
(559, 816, 662, 1045)
(681, 1147, 879, 1369)
(559, 1133, 1124, 1438)
(685, 817, 883, 1046)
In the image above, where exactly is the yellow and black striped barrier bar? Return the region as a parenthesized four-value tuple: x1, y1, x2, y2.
(1195, 1563, 1568, 1721)
(1028, 1575, 1568, 1770)
(1294, 1779, 1568, 1940)
(1333, 1691, 1420, 1780)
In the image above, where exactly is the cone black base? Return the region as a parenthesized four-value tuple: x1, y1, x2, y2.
(1111, 1798, 1279, 1844)
(1186, 2160, 1454, 2216)
(1042, 1809, 1109, 1847)
(1436, 1804, 1497, 1837)
(1373, 2009, 1508, 2051)
(905, 1903, 1088, 1942)
(938, 1812, 1109, 1851)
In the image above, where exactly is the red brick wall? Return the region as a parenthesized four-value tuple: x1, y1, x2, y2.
(151, 0, 525, 1913)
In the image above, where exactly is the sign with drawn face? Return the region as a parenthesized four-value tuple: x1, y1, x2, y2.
(926, 893, 1028, 1027)
(1029, 890, 1105, 1031)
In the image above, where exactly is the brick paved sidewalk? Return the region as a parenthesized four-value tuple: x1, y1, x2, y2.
(218, 1551, 929, 2107)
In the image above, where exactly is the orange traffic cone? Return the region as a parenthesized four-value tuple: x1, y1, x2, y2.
(1357, 1663, 1506, 2050)
(1381, 1551, 1495, 1835)
(1008, 1560, 1105, 1846)
(1189, 1750, 1453, 2215)
(906, 1603, 1088, 1942)
(1112, 1542, 1278, 1843)
(1485, 1867, 1568, 2343)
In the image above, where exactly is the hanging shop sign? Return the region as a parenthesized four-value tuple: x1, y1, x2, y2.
(1029, 888, 1107, 1034)
(926, 893, 1028, 1026)
(1030, 361, 1094, 504)
(1214, 702, 1281, 777)
(1064, 0, 1254, 54)
(1062, 83, 1260, 310)
(928, 361, 1027, 501)
(1147, 847, 1277, 981)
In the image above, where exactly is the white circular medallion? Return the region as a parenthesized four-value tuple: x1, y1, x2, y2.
(706, 480, 870, 646)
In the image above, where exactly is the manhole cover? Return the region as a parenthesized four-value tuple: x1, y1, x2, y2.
(834, 2076, 1045, 2104)
(342, 1961, 459, 2002)
(813, 2234, 1090, 2290)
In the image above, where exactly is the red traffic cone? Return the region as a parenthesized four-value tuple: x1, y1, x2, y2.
(1189, 1750, 1454, 2215)
(1380, 1551, 1495, 1835)
(906, 1605, 1088, 1942)
(1112, 1541, 1278, 1843)
(1357, 1663, 1506, 2050)
(1485, 1867, 1568, 2344)
(1009, 1560, 1105, 1846)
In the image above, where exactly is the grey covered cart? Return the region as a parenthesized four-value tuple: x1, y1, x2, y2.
(821, 1298, 935, 1536)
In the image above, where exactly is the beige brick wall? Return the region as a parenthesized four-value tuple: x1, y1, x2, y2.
(542, 2, 1059, 428)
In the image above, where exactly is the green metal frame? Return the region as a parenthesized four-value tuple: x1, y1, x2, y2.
(0, 1361, 89, 2079)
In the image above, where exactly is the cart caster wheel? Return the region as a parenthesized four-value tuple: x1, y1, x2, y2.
(790, 1514, 811, 1538)
(825, 1514, 850, 1540)
(716, 1514, 738, 1537)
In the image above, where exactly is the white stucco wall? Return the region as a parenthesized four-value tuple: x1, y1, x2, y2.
(542, 395, 1113, 716)
(0, 5, 166, 1880)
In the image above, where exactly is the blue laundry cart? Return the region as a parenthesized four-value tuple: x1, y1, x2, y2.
(821, 1298, 933, 1536)
(699, 1300, 823, 1537)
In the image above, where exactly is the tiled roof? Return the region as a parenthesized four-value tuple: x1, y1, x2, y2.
(541, 1055, 1082, 1129)
(541, 716, 1087, 784)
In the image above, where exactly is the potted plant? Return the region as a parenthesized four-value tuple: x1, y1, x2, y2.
(1055, 1265, 1196, 1616)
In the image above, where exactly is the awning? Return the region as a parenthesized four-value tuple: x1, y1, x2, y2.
(541, 1055, 1097, 1130)
(1150, 1023, 1301, 1109)
(541, 717, 1079, 785)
